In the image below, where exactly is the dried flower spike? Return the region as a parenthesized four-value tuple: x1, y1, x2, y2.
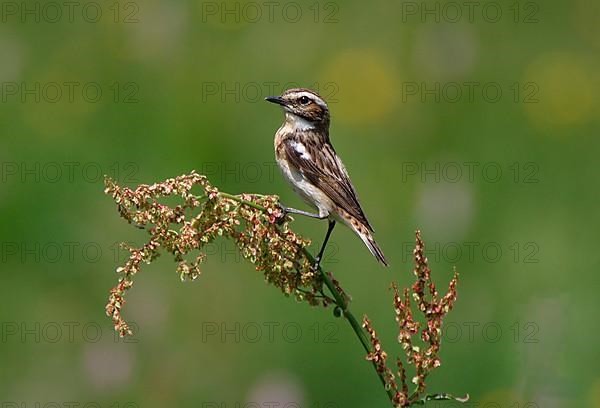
(104, 173, 468, 407)
(104, 172, 326, 337)
(362, 230, 466, 407)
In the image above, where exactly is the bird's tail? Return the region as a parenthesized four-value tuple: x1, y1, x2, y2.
(347, 218, 388, 266)
(359, 230, 389, 266)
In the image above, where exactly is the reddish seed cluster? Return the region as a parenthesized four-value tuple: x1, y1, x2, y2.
(362, 230, 460, 407)
(104, 171, 325, 337)
(362, 317, 398, 395)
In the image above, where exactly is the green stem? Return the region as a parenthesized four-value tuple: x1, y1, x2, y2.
(220, 192, 397, 405)
(304, 248, 396, 403)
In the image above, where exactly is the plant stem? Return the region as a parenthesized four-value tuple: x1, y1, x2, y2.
(220, 192, 397, 405)
(303, 248, 397, 404)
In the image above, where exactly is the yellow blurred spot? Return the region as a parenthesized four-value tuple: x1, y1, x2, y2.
(589, 377, 600, 407)
(320, 49, 399, 125)
(523, 53, 596, 130)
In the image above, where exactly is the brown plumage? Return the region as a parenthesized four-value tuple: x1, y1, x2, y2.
(266, 88, 388, 266)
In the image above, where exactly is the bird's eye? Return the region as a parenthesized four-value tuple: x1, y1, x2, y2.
(299, 96, 310, 105)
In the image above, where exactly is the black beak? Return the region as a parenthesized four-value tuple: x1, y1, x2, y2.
(265, 96, 287, 106)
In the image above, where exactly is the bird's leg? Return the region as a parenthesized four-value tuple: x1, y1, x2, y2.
(314, 220, 336, 270)
(279, 204, 328, 220)
(276, 204, 334, 269)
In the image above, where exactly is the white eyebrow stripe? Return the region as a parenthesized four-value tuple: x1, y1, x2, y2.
(289, 91, 328, 108)
(290, 141, 312, 160)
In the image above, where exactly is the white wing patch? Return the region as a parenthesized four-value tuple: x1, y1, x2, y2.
(290, 141, 312, 160)
(275, 153, 332, 218)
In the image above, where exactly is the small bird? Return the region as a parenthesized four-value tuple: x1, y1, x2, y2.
(265, 88, 388, 267)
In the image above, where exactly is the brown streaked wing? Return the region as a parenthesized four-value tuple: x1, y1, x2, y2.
(282, 136, 374, 231)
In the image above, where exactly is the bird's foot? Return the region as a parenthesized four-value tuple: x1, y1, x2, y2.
(275, 204, 290, 225)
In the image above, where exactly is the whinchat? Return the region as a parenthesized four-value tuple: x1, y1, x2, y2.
(266, 88, 388, 267)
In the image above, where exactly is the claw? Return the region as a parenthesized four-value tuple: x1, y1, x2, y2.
(276, 204, 288, 225)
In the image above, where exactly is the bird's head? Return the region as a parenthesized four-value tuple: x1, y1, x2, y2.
(265, 88, 330, 129)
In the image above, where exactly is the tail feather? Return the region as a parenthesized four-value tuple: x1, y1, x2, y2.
(335, 208, 388, 266)
(359, 230, 389, 266)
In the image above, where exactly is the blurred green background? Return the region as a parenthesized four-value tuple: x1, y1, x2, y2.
(1, 0, 599, 407)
